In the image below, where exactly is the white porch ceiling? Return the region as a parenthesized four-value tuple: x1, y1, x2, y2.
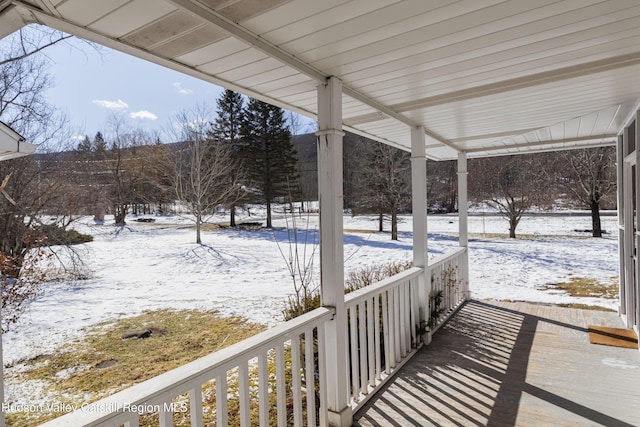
(1, 0, 639, 160)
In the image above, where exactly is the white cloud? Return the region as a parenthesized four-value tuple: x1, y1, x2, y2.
(130, 110, 158, 121)
(92, 99, 129, 110)
(173, 82, 193, 95)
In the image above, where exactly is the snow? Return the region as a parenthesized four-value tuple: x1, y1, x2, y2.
(2, 208, 620, 403)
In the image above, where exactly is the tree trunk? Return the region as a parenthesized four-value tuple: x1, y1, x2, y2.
(196, 214, 202, 244)
(591, 198, 603, 237)
(509, 217, 518, 239)
(391, 209, 398, 240)
(230, 205, 236, 227)
(378, 210, 384, 232)
(114, 205, 127, 226)
(266, 199, 272, 228)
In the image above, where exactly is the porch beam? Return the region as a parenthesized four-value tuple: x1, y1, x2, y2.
(458, 152, 470, 300)
(317, 76, 352, 426)
(410, 126, 428, 335)
(0, 5, 29, 39)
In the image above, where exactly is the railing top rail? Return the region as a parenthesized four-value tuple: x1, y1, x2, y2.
(40, 306, 335, 427)
(345, 267, 423, 306)
(428, 247, 467, 270)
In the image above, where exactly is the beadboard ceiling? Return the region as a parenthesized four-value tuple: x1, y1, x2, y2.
(1, 0, 638, 160)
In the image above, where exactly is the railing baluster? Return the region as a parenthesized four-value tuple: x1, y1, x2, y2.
(304, 328, 315, 427)
(410, 279, 417, 347)
(358, 301, 367, 395)
(239, 362, 250, 427)
(388, 289, 396, 368)
(349, 306, 358, 399)
(291, 335, 303, 427)
(374, 293, 382, 380)
(276, 343, 286, 427)
(404, 282, 411, 353)
(381, 290, 390, 374)
(190, 387, 204, 427)
(317, 324, 328, 427)
(394, 286, 401, 362)
(159, 402, 173, 427)
(367, 297, 375, 388)
(399, 284, 406, 357)
(216, 374, 228, 427)
(258, 352, 269, 427)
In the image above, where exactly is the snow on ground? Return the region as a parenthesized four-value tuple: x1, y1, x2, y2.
(2, 208, 620, 402)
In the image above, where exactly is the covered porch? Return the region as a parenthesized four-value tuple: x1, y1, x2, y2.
(354, 300, 640, 427)
(1, 1, 640, 426)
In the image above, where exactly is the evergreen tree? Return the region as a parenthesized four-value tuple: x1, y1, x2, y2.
(94, 131, 107, 152)
(213, 89, 245, 226)
(76, 135, 92, 152)
(240, 98, 297, 228)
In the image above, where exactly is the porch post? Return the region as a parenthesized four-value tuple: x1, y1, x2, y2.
(457, 152, 470, 300)
(617, 134, 626, 316)
(316, 76, 351, 426)
(635, 111, 640, 333)
(410, 126, 428, 342)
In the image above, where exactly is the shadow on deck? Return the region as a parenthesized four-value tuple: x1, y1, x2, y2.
(353, 300, 640, 427)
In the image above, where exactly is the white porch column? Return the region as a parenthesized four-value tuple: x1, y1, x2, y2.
(635, 111, 640, 333)
(410, 127, 428, 337)
(617, 134, 626, 316)
(316, 76, 351, 426)
(458, 152, 470, 300)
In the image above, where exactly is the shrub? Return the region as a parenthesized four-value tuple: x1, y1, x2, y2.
(282, 260, 412, 320)
(33, 223, 93, 245)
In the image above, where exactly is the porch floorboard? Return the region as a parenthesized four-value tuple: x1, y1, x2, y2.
(353, 300, 640, 426)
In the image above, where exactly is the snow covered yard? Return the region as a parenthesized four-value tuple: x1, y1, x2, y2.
(2, 209, 620, 404)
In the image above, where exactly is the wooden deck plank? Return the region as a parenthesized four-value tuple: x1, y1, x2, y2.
(353, 300, 640, 427)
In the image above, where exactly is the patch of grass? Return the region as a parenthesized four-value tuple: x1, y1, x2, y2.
(7, 309, 264, 426)
(495, 299, 616, 312)
(541, 277, 619, 299)
(554, 303, 616, 312)
(343, 228, 382, 234)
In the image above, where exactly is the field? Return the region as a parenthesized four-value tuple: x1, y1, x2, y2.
(3, 208, 620, 407)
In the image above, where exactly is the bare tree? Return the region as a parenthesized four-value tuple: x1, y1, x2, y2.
(0, 26, 89, 329)
(353, 140, 411, 240)
(470, 155, 553, 238)
(427, 160, 458, 213)
(173, 107, 246, 244)
(0, 26, 73, 67)
(102, 116, 161, 225)
(558, 147, 616, 237)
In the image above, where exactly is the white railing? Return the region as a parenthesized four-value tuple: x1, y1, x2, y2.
(40, 307, 335, 427)
(427, 247, 468, 334)
(37, 249, 468, 427)
(344, 267, 423, 412)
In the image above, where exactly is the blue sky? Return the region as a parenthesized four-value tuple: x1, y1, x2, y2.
(44, 38, 228, 143)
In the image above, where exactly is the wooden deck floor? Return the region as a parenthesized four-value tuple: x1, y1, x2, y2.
(353, 300, 640, 427)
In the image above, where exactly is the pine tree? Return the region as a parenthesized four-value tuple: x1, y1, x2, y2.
(240, 98, 297, 228)
(94, 131, 107, 152)
(76, 135, 92, 152)
(213, 89, 245, 226)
